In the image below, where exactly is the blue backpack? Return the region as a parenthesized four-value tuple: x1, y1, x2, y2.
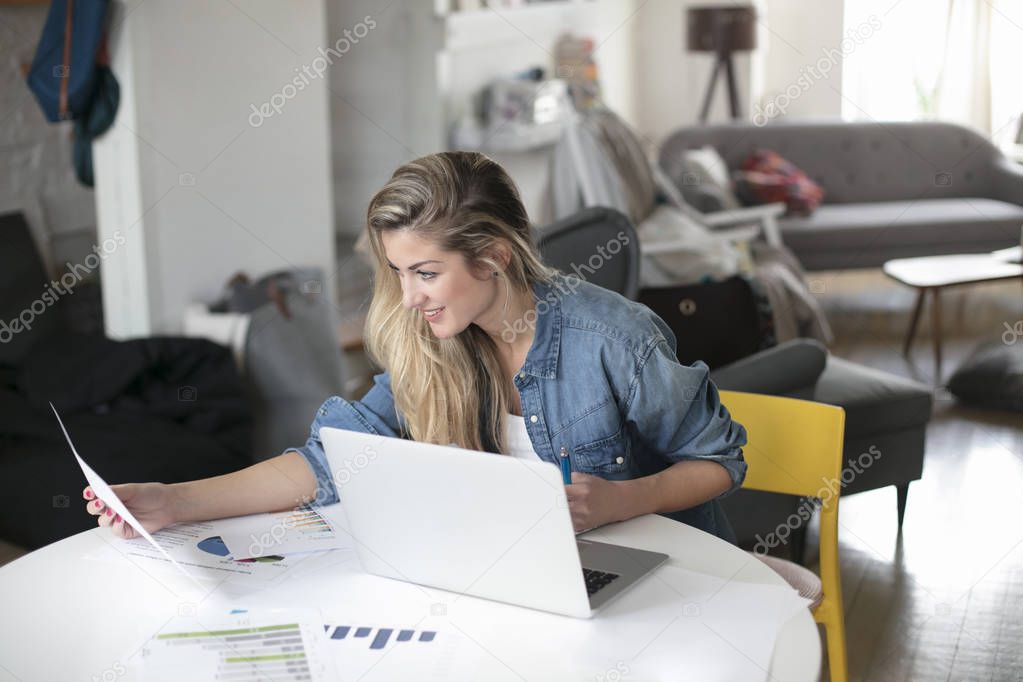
(26, 0, 111, 122)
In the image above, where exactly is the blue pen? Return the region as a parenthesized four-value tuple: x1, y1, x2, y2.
(559, 446, 572, 485)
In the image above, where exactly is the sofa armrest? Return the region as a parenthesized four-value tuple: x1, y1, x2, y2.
(989, 157, 1023, 206)
(639, 226, 759, 256)
(710, 338, 828, 397)
(702, 203, 786, 247)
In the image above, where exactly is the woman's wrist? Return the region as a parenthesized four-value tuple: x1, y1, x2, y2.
(167, 480, 199, 524)
(614, 475, 661, 522)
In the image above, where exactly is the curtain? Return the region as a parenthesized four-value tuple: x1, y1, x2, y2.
(841, 0, 1023, 144)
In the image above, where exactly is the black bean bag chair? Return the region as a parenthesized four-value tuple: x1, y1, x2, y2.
(948, 338, 1023, 412)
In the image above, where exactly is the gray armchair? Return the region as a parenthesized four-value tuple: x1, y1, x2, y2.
(535, 207, 933, 562)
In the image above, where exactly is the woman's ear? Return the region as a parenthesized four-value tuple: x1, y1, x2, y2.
(474, 242, 512, 279)
(490, 242, 513, 272)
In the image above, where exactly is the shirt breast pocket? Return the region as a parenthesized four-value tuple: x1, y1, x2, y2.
(558, 398, 630, 476)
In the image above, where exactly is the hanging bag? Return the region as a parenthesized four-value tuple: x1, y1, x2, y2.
(26, 0, 111, 122)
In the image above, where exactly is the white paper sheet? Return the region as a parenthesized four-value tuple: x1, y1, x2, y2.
(51, 403, 199, 583)
(137, 608, 336, 681)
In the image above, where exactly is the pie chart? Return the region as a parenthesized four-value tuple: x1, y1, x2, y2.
(197, 536, 283, 563)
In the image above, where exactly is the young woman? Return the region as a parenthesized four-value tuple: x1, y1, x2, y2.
(83, 151, 747, 542)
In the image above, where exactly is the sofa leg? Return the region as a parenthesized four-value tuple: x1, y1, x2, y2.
(896, 483, 910, 529)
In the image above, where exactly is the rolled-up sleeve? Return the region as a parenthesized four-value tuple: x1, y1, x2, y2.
(624, 337, 748, 496)
(283, 372, 404, 506)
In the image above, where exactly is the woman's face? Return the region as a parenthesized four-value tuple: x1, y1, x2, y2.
(380, 229, 506, 340)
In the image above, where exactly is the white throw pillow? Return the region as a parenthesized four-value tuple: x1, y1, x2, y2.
(682, 145, 742, 210)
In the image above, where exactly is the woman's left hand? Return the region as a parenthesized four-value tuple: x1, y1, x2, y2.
(565, 472, 630, 532)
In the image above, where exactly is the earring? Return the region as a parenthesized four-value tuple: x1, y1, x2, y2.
(493, 271, 499, 278)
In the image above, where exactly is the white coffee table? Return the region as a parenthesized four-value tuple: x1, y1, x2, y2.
(883, 251, 1023, 380)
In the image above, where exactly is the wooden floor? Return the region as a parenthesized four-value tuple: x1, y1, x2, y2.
(807, 269, 1023, 681)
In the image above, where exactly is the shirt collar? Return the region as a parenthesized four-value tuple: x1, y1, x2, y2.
(519, 276, 564, 379)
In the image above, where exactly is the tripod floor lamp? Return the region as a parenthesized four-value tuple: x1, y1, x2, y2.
(687, 5, 757, 123)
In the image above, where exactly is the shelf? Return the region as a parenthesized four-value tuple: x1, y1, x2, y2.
(450, 118, 564, 152)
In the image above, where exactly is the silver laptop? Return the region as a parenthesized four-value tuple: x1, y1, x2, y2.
(320, 428, 668, 619)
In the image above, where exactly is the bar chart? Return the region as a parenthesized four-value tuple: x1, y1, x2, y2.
(143, 617, 332, 681)
(324, 623, 438, 650)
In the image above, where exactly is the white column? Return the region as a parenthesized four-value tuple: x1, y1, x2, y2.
(93, 0, 336, 338)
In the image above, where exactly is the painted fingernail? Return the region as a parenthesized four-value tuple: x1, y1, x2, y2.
(105, 508, 113, 516)
(84, 489, 93, 499)
(114, 515, 121, 523)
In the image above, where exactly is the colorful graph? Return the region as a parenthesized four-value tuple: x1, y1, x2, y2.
(197, 535, 284, 563)
(144, 619, 330, 681)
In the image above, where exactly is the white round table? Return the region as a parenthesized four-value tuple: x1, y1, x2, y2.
(0, 514, 820, 681)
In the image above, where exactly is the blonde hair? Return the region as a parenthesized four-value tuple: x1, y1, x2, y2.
(364, 152, 557, 453)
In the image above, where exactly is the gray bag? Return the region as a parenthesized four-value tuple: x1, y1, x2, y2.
(218, 268, 348, 460)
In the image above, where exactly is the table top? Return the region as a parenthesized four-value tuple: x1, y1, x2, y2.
(0, 514, 820, 681)
(883, 252, 1023, 288)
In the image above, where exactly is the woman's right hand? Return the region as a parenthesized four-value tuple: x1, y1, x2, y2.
(83, 483, 178, 539)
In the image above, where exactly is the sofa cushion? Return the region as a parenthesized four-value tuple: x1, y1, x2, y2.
(678, 145, 742, 210)
(779, 198, 1023, 269)
(812, 356, 933, 438)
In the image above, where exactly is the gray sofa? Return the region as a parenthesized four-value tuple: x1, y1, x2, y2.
(659, 120, 1023, 270)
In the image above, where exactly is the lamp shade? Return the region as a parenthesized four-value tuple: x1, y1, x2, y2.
(687, 5, 757, 53)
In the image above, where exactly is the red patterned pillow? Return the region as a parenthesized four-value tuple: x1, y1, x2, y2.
(733, 149, 824, 216)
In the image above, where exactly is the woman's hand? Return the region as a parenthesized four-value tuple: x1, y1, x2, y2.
(83, 483, 178, 539)
(565, 472, 634, 532)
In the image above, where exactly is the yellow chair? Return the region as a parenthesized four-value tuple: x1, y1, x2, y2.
(719, 390, 848, 682)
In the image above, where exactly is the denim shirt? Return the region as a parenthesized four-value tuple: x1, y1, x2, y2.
(288, 274, 747, 542)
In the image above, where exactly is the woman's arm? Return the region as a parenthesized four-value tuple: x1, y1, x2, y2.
(87, 374, 405, 538)
(85, 451, 318, 539)
(566, 332, 747, 532)
(171, 451, 318, 522)
(566, 460, 732, 531)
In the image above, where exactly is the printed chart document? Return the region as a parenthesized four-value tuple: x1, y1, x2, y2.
(218, 505, 350, 559)
(140, 609, 335, 681)
(115, 520, 313, 583)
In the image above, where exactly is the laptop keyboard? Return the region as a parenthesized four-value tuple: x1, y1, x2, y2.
(582, 568, 621, 596)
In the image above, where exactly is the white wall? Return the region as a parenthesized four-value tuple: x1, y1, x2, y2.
(632, 0, 757, 145)
(93, 0, 337, 337)
(326, 0, 444, 237)
(758, 0, 845, 122)
(629, 0, 847, 144)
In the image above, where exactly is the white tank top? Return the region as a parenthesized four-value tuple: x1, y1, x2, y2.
(503, 413, 542, 461)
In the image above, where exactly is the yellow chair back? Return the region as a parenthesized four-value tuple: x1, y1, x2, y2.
(719, 390, 848, 682)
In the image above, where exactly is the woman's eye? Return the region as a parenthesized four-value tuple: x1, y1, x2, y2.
(418, 271, 437, 281)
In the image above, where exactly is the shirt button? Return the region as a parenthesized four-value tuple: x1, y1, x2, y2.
(529, 415, 538, 423)
(615, 456, 624, 464)
(518, 371, 526, 379)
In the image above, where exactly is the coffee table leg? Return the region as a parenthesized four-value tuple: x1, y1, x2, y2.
(931, 287, 943, 382)
(903, 288, 925, 357)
